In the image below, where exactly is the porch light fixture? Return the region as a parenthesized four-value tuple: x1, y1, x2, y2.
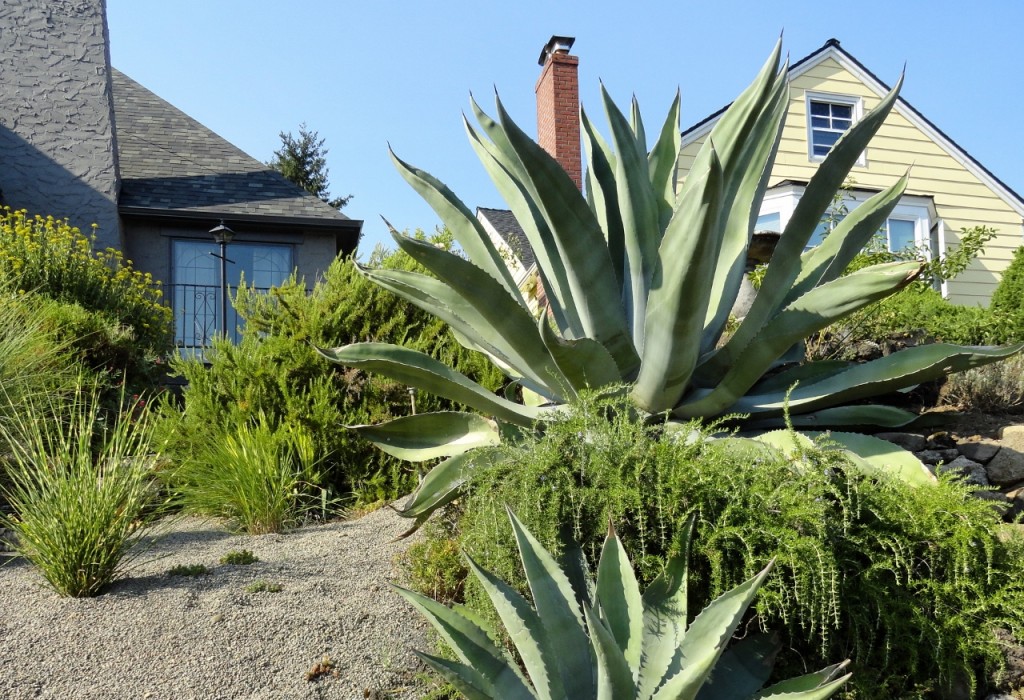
(209, 221, 235, 339)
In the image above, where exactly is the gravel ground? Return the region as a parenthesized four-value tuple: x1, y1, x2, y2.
(0, 506, 432, 699)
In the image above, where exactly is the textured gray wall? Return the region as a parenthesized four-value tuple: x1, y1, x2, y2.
(0, 0, 121, 249)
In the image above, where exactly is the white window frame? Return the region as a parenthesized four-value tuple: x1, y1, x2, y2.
(755, 186, 940, 272)
(805, 91, 865, 166)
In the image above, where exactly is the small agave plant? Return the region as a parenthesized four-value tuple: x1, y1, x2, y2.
(320, 41, 1022, 526)
(395, 509, 851, 699)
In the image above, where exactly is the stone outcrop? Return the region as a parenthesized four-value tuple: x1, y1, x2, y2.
(874, 423, 1024, 523)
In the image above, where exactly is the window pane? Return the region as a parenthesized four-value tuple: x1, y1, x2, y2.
(810, 101, 829, 116)
(887, 219, 916, 252)
(833, 104, 853, 119)
(755, 212, 781, 232)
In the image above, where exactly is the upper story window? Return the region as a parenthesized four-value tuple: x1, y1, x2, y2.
(806, 92, 864, 163)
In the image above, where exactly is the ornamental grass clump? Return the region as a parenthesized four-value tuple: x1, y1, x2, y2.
(164, 416, 321, 534)
(0, 385, 164, 597)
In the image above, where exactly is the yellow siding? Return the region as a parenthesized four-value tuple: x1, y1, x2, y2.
(678, 56, 1023, 306)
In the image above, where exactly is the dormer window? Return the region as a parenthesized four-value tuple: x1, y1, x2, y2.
(806, 92, 864, 163)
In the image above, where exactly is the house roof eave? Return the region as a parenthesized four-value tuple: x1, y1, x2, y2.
(679, 38, 1024, 218)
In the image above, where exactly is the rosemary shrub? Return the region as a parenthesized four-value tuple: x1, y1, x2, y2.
(425, 392, 1024, 698)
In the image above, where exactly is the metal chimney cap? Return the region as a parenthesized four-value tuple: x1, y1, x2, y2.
(538, 35, 576, 66)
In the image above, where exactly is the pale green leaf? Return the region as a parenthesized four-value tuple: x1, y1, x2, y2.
(595, 522, 645, 678)
(317, 342, 544, 428)
(349, 412, 500, 462)
(507, 508, 595, 698)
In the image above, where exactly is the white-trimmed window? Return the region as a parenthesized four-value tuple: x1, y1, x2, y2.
(171, 239, 293, 351)
(806, 92, 864, 163)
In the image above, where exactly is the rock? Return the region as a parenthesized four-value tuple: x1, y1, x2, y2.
(989, 628, 1024, 696)
(957, 440, 1002, 464)
(972, 489, 1010, 504)
(916, 448, 961, 465)
(986, 426, 1024, 485)
(875, 431, 927, 452)
(938, 456, 989, 486)
(926, 431, 958, 449)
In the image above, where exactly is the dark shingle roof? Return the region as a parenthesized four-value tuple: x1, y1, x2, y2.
(111, 68, 352, 222)
(477, 206, 535, 270)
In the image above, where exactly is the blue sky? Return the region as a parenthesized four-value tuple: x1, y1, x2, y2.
(107, 1, 1024, 255)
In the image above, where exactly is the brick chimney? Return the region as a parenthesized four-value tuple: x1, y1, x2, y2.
(535, 35, 582, 191)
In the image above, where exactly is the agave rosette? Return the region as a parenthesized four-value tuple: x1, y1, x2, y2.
(319, 42, 1022, 522)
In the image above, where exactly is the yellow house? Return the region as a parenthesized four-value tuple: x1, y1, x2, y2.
(677, 38, 1024, 307)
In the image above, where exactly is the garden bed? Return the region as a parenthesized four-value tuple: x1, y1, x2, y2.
(0, 506, 428, 699)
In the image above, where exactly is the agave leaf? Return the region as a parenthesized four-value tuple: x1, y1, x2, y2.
(392, 585, 534, 698)
(694, 632, 780, 700)
(317, 343, 544, 428)
(538, 315, 624, 391)
(601, 83, 662, 345)
(637, 515, 693, 699)
(740, 405, 945, 431)
(701, 65, 788, 357)
(391, 233, 570, 396)
(507, 508, 595, 698)
(349, 412, 500, 462)
(586, 605, 638, 700)
(675, 261, 922, 418)
(647, 90, 682, 232)
(413, 652, 504, 700)
(632, 146, 725, 413)
(630, 95, 647, 148)
(733, 342, 1024, 416)
(393, 448, 502, 520)
(751, 430, 934, 485)
(389, 148, 522, 300)
(706, 76, 906, 380)
(746, 361, 851, 394)
(581, 105, 625, 292)
(489, 95, 641, 374)
(653, 563, 775, 700)
(755, 661, 851, 698)
(466, 555, 565, 700)
(789, 174, 910, 303)
(807, 431, 935, 485)
(595, 521, 645, 678)
(464, 109, 582, 339)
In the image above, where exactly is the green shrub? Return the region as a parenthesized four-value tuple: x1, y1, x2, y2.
(165, 414, 319, 534)
(0, 207, 173, 394)
(0, 385, 164, 597)
(989, 246, 1024, 343)
(808, 284, 997, 360)
(244, 580, 283, 593)
(0, 294, 82, 434)
(220, 549, 259, 565)
(940, 353, 1024, 413)
(160, 232, 503, 510)
(431, 393, 1024, 698)
(167, 563, 211, 577)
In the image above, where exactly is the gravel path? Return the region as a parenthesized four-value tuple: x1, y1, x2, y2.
(0, 507, 432, 699)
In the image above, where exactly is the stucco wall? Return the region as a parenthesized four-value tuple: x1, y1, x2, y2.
(0, 0, 121, 249)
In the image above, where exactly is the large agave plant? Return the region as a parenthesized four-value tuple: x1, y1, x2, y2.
(395, 509, 851, 699)
(320, 42, 1021, 523)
